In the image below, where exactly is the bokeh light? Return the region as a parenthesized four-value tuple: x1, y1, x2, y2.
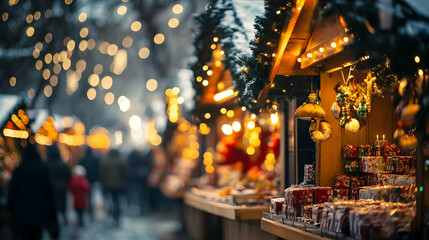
(138, 47, 150, 59)
(153, 33, 165, 44)
(78, 12, 87, 22)
(117, 5, 127, 15)
(131, 21, 142, 32)
(44, 85, 53, 97)
(26, 27, 35, 37)
(129, 115, 141, 130)
(122, 36, 133, 48)
(146, 79, 158, 91)
(87, 88, 96, 100)
(104, 92, 114, 105)
(118, 96, 131, 112)
(172, 4, 184, 14)
(101, 76, 113, 89)
(9, 77, 16, 87)
(168, 18, 180, 28)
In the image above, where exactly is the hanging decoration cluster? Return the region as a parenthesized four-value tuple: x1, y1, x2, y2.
(238, 0, 295, 113)
(331, 58, 399, 133)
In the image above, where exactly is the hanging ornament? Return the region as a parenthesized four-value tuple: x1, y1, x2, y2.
(401, 103, 420, 122)
(345, 118, 360, 133)
(336, 93, 345, 107)
(294, 93, 326, 121)
(309, 119, 333, 143)
(331, 102, 341, 119)
(357, 101, 368, 119)
(364, 71, 377, 113)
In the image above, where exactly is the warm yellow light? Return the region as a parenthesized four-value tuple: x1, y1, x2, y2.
(211, 44, 216, 49)
(33, 49, 40, 58)
(172, 4, 184, 14)
(131, 21, 142, 32)
(26, 27, 35, 37)
(246, 147, 255, 155)
(168, 18, 179, 28)
(319, 47, 325, 53)
(117, 5, 127, 15)
(232, 121, 241, 132)
(199, 123, 211, 135)
(307, 53, 313, 58)
(331, 42, 337, 48)
(9, 77, 16, 87)
(205, 165, 214, 173)
(172, 87, 180, 95)
(101, 76, 113, 89)
(28, 88, 35, 99)
(76, 59, 86, 72)
(3, 129, 29, 139)
(26, 14, 33, 24)
(204, 113, 211, 119)
(107, 44, 118, 56)
(35, 60, 43, 70)
(415, 56, 420, 63)
(213, 37, 219, 42)
(44, 85, 53, 97)
(78, 12, 87, 22)
(62, 58, 71, 70)
(129, 115, 141, 130)
(94, 64, 103, 75)
(219, 50, 224, 55)
(226, 110, 234, 118)
(221, 124, 233, 135)
(196, 76, 202, 82)
(247, 121, 255, 129)
(419, 69, 424, 76)
(146, 79, 158, 91)
(34, 11, 41, 20)
(177, 96, 184, 104)
(220, 108, 227, 114)
(202, 80, 209, 86)
(122, 36, 133, 48)
(214, 88, 235, 102)
(343, 37, 349, 43)
(104, 92, 115, 105)
(153, 33, 165, 44)
(65, 0, 73, 5)
(88, 74, 99, 87)
(251, 114, 256, 119)
(138, 47, 150, 59)
(241, 106, 246, 111)
(67, 39, 75, 51)
(202, 65, 209, 71)
(80, 27, 89, 38)
(270, 113, 279, 125)
(45, 33, 52, 43)
(87, 38, 95, 50)
(207, 70, 213, 76)
(50, 75, 58, 86)
(42, 69, 51, 80)
(44, 53, 52, 64)
(203, 157, 213, 166)
(118, 96, 131, 112)
(215, 60, 222, 67)
(78, 40, 87, 51)
(2, 12, 9, 21)
(87, 88, 96, 100)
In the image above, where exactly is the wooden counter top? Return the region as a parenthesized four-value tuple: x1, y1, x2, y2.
(184, 192, 269, 220)
(260, 217, 331, 240)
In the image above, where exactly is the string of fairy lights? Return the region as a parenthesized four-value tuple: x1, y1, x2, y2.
(3, 0, 187, 147)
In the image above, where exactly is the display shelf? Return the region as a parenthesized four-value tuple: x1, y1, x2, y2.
(260, 217, 331, 240)
(184, 192, 269, 220)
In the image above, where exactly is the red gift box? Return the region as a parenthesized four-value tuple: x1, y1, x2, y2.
(301, 205, 313, 219)
(314, 186, 333, 203)
(333, 189, 349, 200)
(335, 175, 350, 189)
(312, 203, 324, 223)
(350, 188, 360, 200)
(350, 176, 365, 188)
(284, 187, 314, 208)
(344, 145, 359, 158)
(390, 156, 411, 174)
(364, 174, 377, 186)
(270, 198, 284, 215)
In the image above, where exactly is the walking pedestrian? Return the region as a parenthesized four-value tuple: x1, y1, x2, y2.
(8, 142, 58, 240)
(69, 165, 90, 227)
(99, 149, 128, 227)
(46, 145, 71, 225)
(78, 147, 100, 219)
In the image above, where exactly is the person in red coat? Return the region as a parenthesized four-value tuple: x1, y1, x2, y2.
(69, 165, 90, 227)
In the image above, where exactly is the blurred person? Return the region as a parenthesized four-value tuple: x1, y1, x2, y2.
(99, 149, 128, 227)
(46, 145, 71, 225)
(8, 142, 58, 240)
(69, 165, 90, 227)
(127, 149, 153, 215)
(78, 147, 100, 219)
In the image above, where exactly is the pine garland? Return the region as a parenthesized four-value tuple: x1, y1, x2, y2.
(238, 0, 296, 113)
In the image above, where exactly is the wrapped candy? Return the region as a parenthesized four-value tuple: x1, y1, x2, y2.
(390, 156, 411, 174)
(303, 164, 315, 182)
(344, 160, 360, 173)
(270, 197, 284, 215)
(344, 145, 359, 158)
(334, 175, 350, 189)
(284, 187, 314, 208)
(312, 204, 324, 224)
(314, 186, 333, 203)
(333, 189, 349, 200)
(360, 156, 388, 173)
(301, 205, 313, 219)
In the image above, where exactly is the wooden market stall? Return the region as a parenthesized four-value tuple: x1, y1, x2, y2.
(185, 0, 281, 239)
(236, 0, 429, 239)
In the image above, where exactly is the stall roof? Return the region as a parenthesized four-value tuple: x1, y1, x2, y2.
(0, 94, 22, 128)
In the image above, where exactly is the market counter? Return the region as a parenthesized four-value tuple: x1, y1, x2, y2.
(260, 217, 330, 240)
(183, 192, 276, 240)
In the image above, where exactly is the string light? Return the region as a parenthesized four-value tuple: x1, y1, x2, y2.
(153, 33, 165, 44)
(213, 37, 219, 42)
(415, 56, 420, 63)
(118, 96, 131, 112)
(104, 92, 115, 105)
(138, 47, 150, 59)
(87, 88, 96, 100)
(122, 36, 133, 48)
(26, 14, 34, 24)
(101, 76, 113, 89)
(168, 18, 179, 28)
(9, 77, 16, 87)
(107, 44, 118, 56)
(202, 80, 209, 86)
(45, 33, 53, 43)
(2, 12, 9, 21)
(94, 64, 103, 75)
(50, 75, 58, 86)
(80, 28, 89, 38)
(330, 42, 337, 48)
(34, 11, 41, 20)
(28, 88, 35, 99)
(79, 39, 88, 50)
(117, 5, 127, 15)
(204, 113, 211, 119)
(26, 27, 35, 37)
(172, 4, 184, 14)
(78, 12, 87, 22)
(131, 21, 142, 32)
(88, 74, 100, 87)
(146, 79, 158, 91)
(44, 85, 53, 97)
(207, 70, 213, 76)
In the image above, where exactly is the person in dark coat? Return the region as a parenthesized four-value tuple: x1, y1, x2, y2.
(78, 147, 100, 219)
(46, 145, 71, 225)
(69, 165, 90, 227)
(8, 142, 58, 240)
(99, 149, 128, 227)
